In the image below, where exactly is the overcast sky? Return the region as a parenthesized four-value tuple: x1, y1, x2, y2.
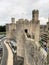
(0, 0, 49, 25)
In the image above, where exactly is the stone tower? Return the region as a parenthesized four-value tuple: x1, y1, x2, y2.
(47, 18, 49, 65)
(11, 18, 15, 23)
(32, 10, 39, 22)
(32, 10, 40, 43)
(6, 18, 16, 41)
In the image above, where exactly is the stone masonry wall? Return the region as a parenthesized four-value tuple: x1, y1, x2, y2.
(24, 34, 47, 65)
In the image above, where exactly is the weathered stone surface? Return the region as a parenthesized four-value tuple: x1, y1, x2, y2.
(24, 35, 47, 65)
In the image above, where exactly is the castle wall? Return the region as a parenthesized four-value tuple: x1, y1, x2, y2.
(34, 21, 40, 43)
(24, 34, 47, 65)
(16, 20, 25, 58)
(6, 24, 11, 39)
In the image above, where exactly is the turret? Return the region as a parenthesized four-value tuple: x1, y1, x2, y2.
(32, 10, 39, 22)
(11, 18, 15, 23)
(32, 10, 40, 43)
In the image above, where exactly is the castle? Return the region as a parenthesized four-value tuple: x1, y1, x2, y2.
(6, 10, 48, 65)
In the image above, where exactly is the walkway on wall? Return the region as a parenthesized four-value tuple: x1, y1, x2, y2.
(4, 40, 13, 65)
